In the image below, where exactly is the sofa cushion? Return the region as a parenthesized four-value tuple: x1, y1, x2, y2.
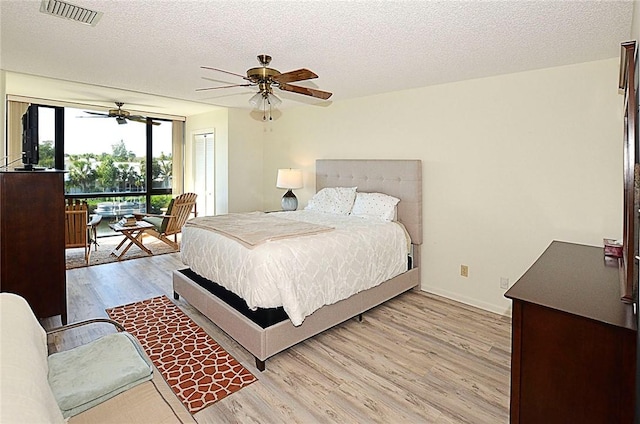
(142, 215, 165, 232)
(48, 332, 153, 418)
(0, 293, 65, 423)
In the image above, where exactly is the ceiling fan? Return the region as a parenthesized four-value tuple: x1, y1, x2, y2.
(197, 55, 332, 120)
(79, 102, 160, 125)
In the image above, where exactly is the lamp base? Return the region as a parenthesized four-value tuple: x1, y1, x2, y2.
(281, 190, 298, 211)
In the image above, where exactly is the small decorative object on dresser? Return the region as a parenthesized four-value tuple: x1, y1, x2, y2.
(603, 238, 623, 258)
(276, 168, 303, 211)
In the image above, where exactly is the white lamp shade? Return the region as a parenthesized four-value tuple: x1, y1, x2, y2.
(268, 93, 282, 107)
(249, 92, 264, 108)
(276, 169, 303, 189)
(249, 92, 282, 109)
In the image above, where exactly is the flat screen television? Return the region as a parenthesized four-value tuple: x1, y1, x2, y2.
(16, 105, 39, 171)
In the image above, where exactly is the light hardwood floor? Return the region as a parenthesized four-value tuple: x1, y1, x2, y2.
(42, 253, 512, 423)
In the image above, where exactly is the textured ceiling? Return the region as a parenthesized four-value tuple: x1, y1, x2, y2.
(0, 0, 634, 117)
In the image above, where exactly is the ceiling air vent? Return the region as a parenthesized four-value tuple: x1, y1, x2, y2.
(40, 0, 103, 26)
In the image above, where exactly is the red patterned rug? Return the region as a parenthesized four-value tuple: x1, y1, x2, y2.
(106, 295, 257, 413)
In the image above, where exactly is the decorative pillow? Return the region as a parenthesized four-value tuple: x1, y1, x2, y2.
(351, 192, 400, 221)
(304, 187, 357, 215)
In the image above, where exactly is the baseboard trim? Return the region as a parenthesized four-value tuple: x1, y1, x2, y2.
(419, 285, 513, 317)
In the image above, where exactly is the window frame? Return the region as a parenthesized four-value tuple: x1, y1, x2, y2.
(42, 104, 174, 211)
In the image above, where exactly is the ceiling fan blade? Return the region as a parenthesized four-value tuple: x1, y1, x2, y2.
(83, 111, 110, 116)
(196, 83, 254, 92)
(272, 68, 318, 84)
(278, 83, 333, 100)
(128, 116, 161, 126)
(128, 114, 150, 121)
(201, 66, 250, 81)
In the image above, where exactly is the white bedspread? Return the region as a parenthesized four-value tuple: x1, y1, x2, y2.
(180, 210, 410, 326)
(184, 212, 333, 248)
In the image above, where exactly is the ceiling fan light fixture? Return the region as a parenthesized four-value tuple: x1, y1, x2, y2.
(249, 91, 281, 121)
(268, 93, 282, 107)
(77, 102, 160, 125)
(248, 91, 282, 110)
(200, 55, 332, 117)
(249, 92, 264, 108)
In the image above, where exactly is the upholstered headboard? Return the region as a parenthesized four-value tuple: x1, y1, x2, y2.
(315, 159, 423, 246)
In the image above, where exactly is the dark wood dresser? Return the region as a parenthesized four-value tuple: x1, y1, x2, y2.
(0, 170, 67, 324)
(505, 241, 636, 423)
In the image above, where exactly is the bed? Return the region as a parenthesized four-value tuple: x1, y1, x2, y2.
(172, 159, 423, 371)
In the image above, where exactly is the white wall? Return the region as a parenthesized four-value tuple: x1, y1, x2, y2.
(0, 57, 623, 316)
(632, 2, 639, 42)
(225, 109, 267, 213)
(259, 58, 623, 315)
(184, 108, 230, 214)
(1, 70, 6, 164)
(183, 108, 265, 215)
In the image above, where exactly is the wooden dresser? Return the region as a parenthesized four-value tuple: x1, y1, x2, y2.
(0, 170, 67, 324)
(505, 241, 636, 423)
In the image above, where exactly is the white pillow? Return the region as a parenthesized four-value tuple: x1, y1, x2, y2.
(351, 192, 400, 221)
(305, 187, 357, 215)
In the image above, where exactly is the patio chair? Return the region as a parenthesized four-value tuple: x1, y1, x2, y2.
(135, 193, 197, 251)
(64, 199, 90, 264)
(87, 213, 103, 251)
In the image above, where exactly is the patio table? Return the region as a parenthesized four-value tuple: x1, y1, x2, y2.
(108, 220, 154, 260)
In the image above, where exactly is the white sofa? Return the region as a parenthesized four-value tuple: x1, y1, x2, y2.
(0, 293, 195, 423)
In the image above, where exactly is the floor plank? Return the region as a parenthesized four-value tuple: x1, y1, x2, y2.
(41, 253, 511, 423)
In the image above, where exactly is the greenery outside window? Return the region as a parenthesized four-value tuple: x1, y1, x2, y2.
(35, 104, 177, 237)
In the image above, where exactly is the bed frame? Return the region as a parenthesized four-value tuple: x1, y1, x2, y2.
(173, 159, 423, 371)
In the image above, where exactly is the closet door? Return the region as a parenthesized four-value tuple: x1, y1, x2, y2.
(194, 132, 215, 216)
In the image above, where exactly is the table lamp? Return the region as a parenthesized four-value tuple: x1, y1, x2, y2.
(276, 168, 303, 211)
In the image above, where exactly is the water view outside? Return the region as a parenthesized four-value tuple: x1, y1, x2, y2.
(39, 106, 174, 237)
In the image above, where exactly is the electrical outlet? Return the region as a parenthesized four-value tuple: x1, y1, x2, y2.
(460, 265, 469, 277)
(500, 277, 509, 289)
